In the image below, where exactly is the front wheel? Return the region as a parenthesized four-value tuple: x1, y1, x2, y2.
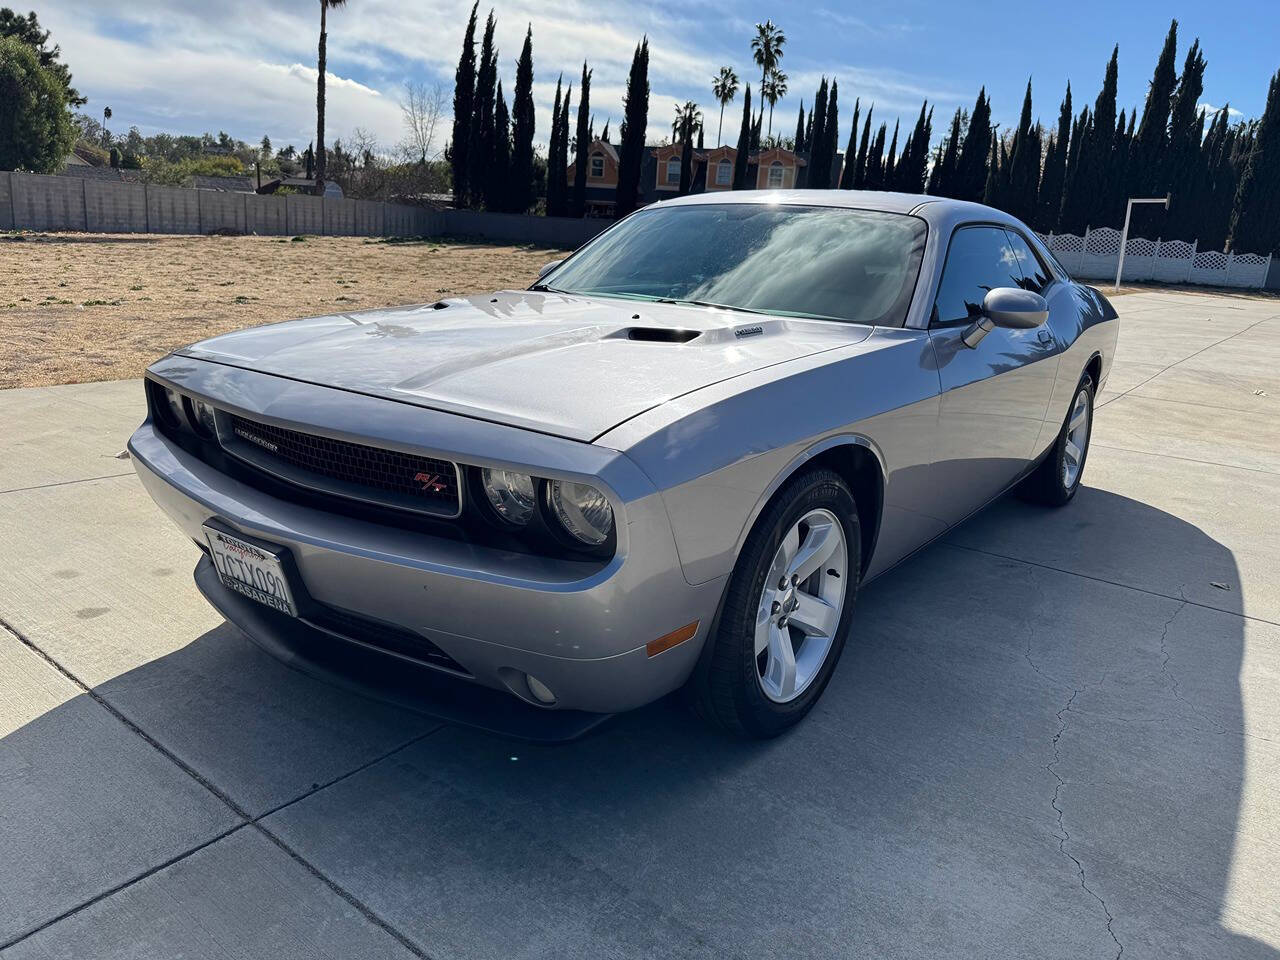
(689, 469, 860, 738)
(1020, 373, 1095, 506)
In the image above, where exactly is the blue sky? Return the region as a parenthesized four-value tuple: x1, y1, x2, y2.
(40, 0, 1280, 157)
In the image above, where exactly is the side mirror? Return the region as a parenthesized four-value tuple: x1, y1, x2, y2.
(538, 259, 563, 279)
(961, 287, 1048, 348)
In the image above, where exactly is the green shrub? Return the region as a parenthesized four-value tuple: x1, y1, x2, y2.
(0, 36, 74, 173)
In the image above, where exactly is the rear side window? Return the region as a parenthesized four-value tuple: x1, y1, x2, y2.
(1004, 230, 1054, 292)
(932, 226, 1025, 325)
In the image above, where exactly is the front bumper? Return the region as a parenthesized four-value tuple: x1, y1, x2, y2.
(129, 418, 726, 717)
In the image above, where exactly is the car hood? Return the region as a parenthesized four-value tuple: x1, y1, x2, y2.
(178, 290, 871, 442)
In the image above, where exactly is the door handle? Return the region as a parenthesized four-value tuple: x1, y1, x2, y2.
(1037, 328, 1053, 345)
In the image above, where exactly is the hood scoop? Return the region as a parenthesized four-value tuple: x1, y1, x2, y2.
(620, 327, 702, 344)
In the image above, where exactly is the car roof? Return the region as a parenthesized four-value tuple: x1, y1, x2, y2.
(653, 189, 1024, 230)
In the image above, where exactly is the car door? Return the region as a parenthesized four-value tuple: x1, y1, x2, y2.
(927, 224, 1061, 525)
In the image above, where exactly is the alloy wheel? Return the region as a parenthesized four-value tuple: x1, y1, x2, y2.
(755, 508, 848, 703)
(1062, 386, 1092, 490)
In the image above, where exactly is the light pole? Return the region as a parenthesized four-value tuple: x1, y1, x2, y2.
(1115, 194, 1170, 292)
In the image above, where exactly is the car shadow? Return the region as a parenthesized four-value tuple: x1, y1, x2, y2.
(2, 489, 1274, 957)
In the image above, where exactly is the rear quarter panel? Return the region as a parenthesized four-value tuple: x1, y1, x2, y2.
(1036, 283, 1120, 452)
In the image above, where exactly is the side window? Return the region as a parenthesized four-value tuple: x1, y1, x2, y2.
(932, 226, 1025, 325)
(1003, 230, 1053, 292)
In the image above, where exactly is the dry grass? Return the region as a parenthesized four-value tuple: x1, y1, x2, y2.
(0, 232, 571, 389)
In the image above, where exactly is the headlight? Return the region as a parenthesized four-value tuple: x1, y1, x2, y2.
(480, 468, 536, 525)
(162, 386, 186, 428)
(191, 398, 217, 437)
(547, 480, 614, 546)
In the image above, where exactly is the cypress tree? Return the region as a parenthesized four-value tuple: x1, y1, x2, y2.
(852, 105, 873, 188)
(733, 85, 753, 189)
(816, 79, 838, 188)
(808, 78, 828, 186)
(1200, 107, 1233, 248)
(794, 103, 805, 152)
(1059, 105, 1090, 230)
(546, 76, 563, 216)
(904, 103, 933, 193)
(1036, 84, 1072, 230)
(615, 37, 649, 216)
(955, 87, 992, 201)
(926, 142, 945, 195)
(983, 132, 1003, 207)
(1091, 46, 1121, 224)
(804, 111, 813, 152)
(555, 86, 572, 214)
(1229, 70, 1280, 254)
(1133, 19, 1179, 196)
(448, 2, 478, 206)
(1005, 80, 1039, 222)
(1164, 40, 1207, 240)
(883, 120, 899, 190)
(864, 123, 887, 189)
(1061, 47, 1118, 232)
(840, 98, 860, 188)
(570, 61, 591, 217)
(485, 80, 511, 210)
(509, 26, 536, 213)
(933, 107, 964, 198)
(467, 10, 498, 210)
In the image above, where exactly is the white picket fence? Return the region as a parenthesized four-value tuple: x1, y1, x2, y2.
(1034, 227, 1273, 289)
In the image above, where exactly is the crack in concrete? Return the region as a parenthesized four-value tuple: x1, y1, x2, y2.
(1158, 591, 1227, 736)
(1047, 686, 1124, 960)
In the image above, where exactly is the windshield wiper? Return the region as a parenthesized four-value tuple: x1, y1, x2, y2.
(654, 297, 766, 315)
(529, 282, 564, 292)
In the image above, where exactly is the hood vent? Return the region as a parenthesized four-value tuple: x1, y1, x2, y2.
(623, 327, 701, 344)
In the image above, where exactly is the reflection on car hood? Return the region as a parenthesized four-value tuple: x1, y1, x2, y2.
(177, 290, 872, 442)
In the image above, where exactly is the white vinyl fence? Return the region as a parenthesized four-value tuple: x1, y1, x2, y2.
(1035, 227, 1273, 289)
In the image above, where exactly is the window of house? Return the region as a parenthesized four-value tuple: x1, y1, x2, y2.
(666, 158, 682, 184)
(767, 161, 785, 188)
(716, 160, 732, 185)
(590, 153, 605, 178)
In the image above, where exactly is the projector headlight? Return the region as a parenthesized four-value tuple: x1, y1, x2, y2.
(546, 480, 614, 547)
(480, 468, 536, 526)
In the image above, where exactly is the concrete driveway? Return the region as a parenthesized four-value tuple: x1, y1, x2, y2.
(1, 289, 1277, 959)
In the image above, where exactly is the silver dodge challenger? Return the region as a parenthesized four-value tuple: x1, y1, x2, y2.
(130, 191, 1117, 738)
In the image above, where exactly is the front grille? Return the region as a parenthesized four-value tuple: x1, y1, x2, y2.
(223, 414, 461, 517)
(308, 602, 468, 674)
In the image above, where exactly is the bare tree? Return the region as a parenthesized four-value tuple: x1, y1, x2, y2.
(400, 80, 447, 163)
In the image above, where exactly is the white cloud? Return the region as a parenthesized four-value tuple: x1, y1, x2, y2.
(1198, 101, 1244, 119)
(38, 0, 960, 155)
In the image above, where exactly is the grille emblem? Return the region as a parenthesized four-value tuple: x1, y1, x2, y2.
(234, 426, 279, 453)
(414, 471, 447, 493)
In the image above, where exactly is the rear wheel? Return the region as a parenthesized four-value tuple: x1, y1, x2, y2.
(1020, 373, 1094, 506)
(689, 469, 860, 738)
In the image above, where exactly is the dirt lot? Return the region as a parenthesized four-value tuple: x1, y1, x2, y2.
(0, 233, 571, 388)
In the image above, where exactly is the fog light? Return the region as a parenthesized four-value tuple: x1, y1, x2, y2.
(526, 674, 557, 704)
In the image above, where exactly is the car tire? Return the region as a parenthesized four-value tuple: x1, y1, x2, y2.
(1019, 372, 1095, 507)
(688, 468, 861, 738)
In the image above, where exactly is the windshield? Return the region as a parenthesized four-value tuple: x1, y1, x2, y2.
(542, 203, 927, 327)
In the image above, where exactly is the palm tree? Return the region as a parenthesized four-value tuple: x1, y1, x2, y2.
(673, 101, 703, 142)
(750, 20, 785, 129)
(712, 66, 739, 147)
(314, 0, 349, 196)
(761, 69, 788, 143)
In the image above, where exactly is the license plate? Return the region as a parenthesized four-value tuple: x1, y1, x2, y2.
(203, 524, 298, 617)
